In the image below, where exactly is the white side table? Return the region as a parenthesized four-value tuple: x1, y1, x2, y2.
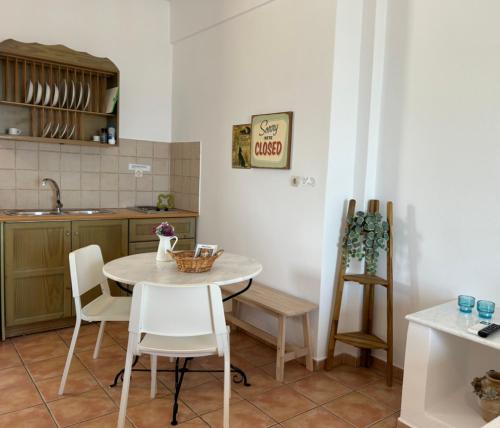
(400, 301, 500, 428)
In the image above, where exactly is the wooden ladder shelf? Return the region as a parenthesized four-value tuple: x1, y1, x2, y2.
(325, 199, 394, 386)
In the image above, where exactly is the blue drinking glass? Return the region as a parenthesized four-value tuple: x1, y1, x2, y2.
(477, 300, 495, 319)
(458, 295, 475, 313)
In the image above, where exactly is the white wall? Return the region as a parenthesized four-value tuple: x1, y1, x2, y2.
(170, 0, 272, 43)
(0, 0, 172, 142)
(372, 0, 500, 367)
(170, 0, 337, 353)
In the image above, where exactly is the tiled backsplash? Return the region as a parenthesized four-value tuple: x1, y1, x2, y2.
(0, 139, 200, 211)
(170, 142, 200, 212)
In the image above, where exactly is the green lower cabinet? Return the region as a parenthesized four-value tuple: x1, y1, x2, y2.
(4, 222, 72, 336)
(71, 219, 128, 307)
(129, 238, 195, 255)
(2, 216, 196, 337)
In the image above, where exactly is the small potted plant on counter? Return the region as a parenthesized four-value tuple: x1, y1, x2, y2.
(153, 222, 178, 262)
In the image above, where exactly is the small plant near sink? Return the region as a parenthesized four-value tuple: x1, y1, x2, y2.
(342, 210, 389, 275)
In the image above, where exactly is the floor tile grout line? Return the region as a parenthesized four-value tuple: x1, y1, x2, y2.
(365, 409, 400, 427)
(10, 343, 61, 428)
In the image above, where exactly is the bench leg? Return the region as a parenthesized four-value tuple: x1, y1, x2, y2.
(276, 315, 286, 382)
(302, 313, 314, 372)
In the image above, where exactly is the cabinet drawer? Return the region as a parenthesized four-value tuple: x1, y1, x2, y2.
(129, 217, 196, 242)
(129, 239, 195, 255)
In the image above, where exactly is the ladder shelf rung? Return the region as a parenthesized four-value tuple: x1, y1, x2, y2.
(334, 331, 388, 349)
(343, 274, 388, 286)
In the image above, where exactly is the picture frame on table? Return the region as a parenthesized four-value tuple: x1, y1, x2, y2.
(194, 244, 218, 258)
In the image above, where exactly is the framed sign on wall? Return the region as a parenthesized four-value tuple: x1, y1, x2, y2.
(250, 111, 293, 169)
(232, 124, 252, 169)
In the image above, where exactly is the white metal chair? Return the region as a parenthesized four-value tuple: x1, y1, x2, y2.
(117, 282, 231, 428)
(58, 244, 131, 395)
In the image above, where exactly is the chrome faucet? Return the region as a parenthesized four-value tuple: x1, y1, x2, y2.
(41, 178, 63, 214)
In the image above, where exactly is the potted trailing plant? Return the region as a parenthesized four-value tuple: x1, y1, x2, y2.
(472, 370, 500, 422)
(153, 222, 178, 262)
(342, 211, 390, 275)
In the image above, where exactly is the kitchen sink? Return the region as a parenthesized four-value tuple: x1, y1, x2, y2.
(3, 209, 114, 216)
(62, 209, 114, 215)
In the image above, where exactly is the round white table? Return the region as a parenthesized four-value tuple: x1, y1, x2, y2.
(103, 251, 263, 287)
(102, 251, 262, 425)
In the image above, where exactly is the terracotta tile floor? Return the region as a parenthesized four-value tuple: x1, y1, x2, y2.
(0, 324, 402, 427)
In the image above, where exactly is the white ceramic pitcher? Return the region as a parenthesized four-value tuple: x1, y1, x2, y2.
(156, 235, 179, 262)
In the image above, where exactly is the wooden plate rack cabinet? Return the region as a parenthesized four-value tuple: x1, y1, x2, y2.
(0, 39, 119, 147)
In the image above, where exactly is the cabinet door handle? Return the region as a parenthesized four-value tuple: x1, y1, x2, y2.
(74, 231, 79, 236)
(65, 231, 70, 236)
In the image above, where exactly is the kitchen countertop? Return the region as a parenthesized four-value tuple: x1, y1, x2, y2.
(0, 208, 198, 222)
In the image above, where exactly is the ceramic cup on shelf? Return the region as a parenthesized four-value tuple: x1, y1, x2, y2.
(7, 127, 21, 136)
(92, 135, 100, 142)
(156, 235, 179, 262)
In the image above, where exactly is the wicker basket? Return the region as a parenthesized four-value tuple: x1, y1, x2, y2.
(168, 249, 224, 273)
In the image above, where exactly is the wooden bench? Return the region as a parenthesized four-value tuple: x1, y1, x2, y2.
(222, 282, 318, 382)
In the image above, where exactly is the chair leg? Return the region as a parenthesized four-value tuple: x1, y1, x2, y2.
(150, 354, 157, 398)
(276, 315, 286, 382)
(93, 321, 106, 359)
(58, 317, 81, 395)
(223, 340, 230, 428)
(302, 313, 314, 371)
(227, 329, 231, 398)
(117, 348, 135, 428)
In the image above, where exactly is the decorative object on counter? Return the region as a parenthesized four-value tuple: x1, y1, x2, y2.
(156, 193, 175, 210)
(326, 199, 394, 386)
(7, 127, 21, 135)
(107, 125, 116, 144)
(250, 111, 293, 169)
(458, 294, 475, 313)
(100, 128, 108, 143)
(154, 222, 178, 262)
(0, 39, 119, 147)
(342, 209, 389, 275)
(472, 370, 500, 422)
(194, 244, 218, 258)
(169, 249, 224, 273)
(232, 124, 251, 168)
(478, 300, 496, 319)
(92, 135, 100, 142)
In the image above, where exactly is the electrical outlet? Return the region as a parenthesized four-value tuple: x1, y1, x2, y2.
(291, 176, 316, 187)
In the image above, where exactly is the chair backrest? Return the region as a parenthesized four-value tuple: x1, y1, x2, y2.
(69, 245, 110, 312)
(129, 282, 227, 355)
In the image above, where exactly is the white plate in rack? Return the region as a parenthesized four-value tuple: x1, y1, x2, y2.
(59, 123, 68, 139)
(60, 79, 67, 107)
(67, 124, 75, 139)
(83, 82, 91, 110)
(41, 122, 52, 138)
(75, 82, 83, 109)
(51, 84, 59, 107)
(68, 81, 76, 109)
(25, 80, 34, 103)
(42, 83, 51, 106)
(50, 123, 60, 138)
(34, 81, 43, 105)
